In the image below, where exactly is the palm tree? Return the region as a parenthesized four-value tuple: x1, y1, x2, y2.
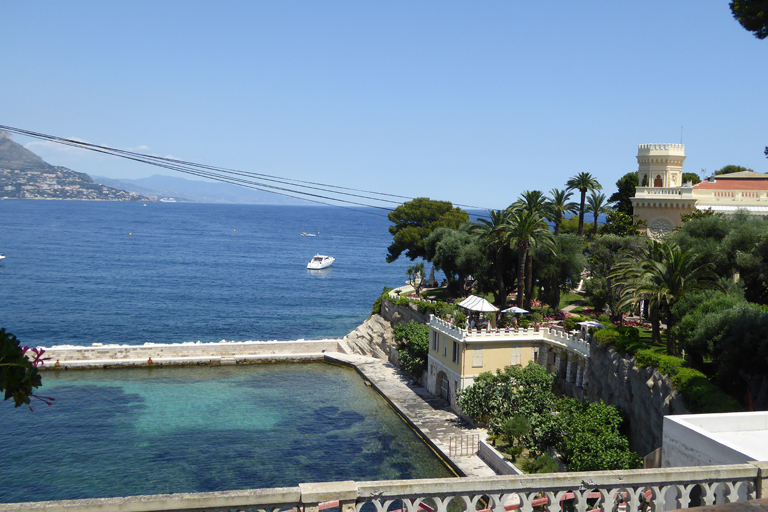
(472, 209, 514, 307)
(610, 241, 665, 344)
(586, 191, 610, 236)
(509, 191, 554, 302)
(510, 190, 553, 217)
(507, 210, 555, 310)
(611, 242, 721, 356)
(548, 188, 579, 235)
(566, 172, 602, 237)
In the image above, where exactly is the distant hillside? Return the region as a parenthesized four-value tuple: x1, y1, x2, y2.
(91, 174, 314, 205)
(0, 131, 152, 202)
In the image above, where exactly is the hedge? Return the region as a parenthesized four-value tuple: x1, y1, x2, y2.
(635, 349, 740, 413)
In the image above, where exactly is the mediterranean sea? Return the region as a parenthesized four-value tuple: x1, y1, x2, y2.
(0, 200, 454, 504)
(0, 200, 433, 346)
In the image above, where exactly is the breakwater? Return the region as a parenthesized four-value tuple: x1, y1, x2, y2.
(37, 339, 344, 369)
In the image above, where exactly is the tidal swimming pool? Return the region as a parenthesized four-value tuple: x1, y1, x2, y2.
(0, 362, 455, 503)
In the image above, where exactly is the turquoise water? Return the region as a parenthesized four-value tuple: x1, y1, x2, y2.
(0, 363, 454, 503)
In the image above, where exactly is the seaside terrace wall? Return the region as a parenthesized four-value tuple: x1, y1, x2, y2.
(36, 339, 344, 369)
(3, 463, 766, 512)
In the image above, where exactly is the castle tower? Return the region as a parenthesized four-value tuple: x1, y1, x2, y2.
(632, 143, 696, 239)
(637, 143, 686, 188)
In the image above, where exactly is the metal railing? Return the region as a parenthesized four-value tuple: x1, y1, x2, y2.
(449, 433, 480, 457)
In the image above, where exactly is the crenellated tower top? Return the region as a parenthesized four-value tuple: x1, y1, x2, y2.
(637, 143, 685, 154)
(637, 143, 686, 188)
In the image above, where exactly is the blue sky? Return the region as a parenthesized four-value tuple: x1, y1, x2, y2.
(1, 1, 765, 209)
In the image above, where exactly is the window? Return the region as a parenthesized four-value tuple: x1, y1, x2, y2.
(432, 331, 439, 351)
(472, 345, 483, 367)
(442, 339, 446, 357)
(511, 346, 521, 366)
(452, 341, 458, 363)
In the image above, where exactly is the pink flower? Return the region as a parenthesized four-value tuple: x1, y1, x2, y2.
(22, 346, 50, 367)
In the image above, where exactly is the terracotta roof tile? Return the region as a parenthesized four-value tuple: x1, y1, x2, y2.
(694, 180, 768, 191)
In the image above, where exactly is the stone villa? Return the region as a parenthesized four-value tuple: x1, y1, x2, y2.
(631, 143, 768, 239)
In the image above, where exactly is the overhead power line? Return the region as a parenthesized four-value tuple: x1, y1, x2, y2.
(0, 124, 493, 218)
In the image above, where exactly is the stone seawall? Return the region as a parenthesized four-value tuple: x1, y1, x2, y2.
(38, 299, 431, 370)
(584, 342, 689, 457)
(380, 299, 431, 325)
(340, 299, 431, 361)
(37, 339, 344, 370)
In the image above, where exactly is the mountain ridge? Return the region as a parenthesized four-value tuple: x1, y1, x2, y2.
(0, 130, 152, 201)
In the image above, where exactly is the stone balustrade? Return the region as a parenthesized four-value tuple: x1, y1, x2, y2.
(4, 463, 764, 512)
(634, 187, 695, 198)
(430, 316, 590, 358)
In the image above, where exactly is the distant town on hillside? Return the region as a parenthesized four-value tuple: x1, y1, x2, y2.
(0, 131, 152, 202)
(0, 130, 312, 204)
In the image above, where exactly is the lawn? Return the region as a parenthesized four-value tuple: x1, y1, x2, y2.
(559, 291, 584, 310)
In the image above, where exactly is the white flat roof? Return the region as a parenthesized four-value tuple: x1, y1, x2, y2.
(666, 411, 768, 461)
(705, 205, 768, 213)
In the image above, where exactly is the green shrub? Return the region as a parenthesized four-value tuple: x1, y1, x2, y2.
(519, 318, 531, 329)
(522, 453, 559, 474)
(371, 288, 393, 316)
(501, 415, 531, 448)
(634, 350, 740, 413)
(634, 350, 685, 375)
(672, 368, 741, 413)
(531, 312, 543, 324)
(435, 302, 454, 319)
(394, 321, 430, 377)
(615, 326, 640, 341)
(593, 329, 621, 346)
(598, 314, 611, 325)
(417, 301, 438, 314)
(505, 445, 523, 462)
(455, 311, 467, 326)
(562, 318, 578, 331)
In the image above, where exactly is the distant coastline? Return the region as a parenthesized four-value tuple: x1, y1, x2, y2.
(1, 129, 312, 204)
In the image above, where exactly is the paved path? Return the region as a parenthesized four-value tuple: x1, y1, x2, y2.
(562, 299, 586, 313)
(326, 353, 498, 478)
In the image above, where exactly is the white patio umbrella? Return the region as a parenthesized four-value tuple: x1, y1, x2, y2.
(502, 306, 529, 314)
(457, 295, 499, 312)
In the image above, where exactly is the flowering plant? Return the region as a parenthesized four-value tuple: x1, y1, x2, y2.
(1, 328, 54, 410)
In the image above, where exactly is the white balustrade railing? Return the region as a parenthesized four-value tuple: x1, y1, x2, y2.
(634, 187, 695, 199)
(4, 463, 763, 512)
(429, 316, 591, 358)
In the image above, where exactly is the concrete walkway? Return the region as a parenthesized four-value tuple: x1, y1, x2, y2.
(326, 353, 497, 478)
(562, 299, 586, 313)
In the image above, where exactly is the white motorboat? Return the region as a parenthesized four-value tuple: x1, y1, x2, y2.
(0, 253, 5, 261)
(307, 254, 334, 269)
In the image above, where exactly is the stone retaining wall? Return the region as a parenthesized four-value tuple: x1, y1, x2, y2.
(380, 299, 431, 325)
(584, 342, 689, 457)
(477, 440, 524, 475)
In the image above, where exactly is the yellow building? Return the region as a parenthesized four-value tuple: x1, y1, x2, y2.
(631, 144, 768, 239)
(426, 317, 590, 412)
